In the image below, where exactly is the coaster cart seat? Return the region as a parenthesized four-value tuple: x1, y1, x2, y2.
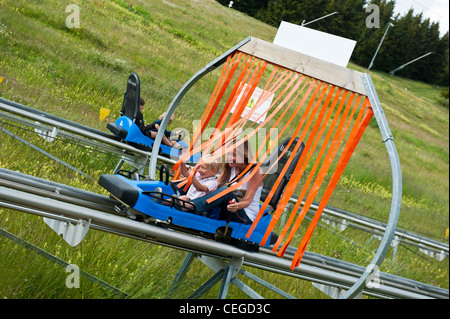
(99, 137, 305, 251)
(107, 73, 201, 163)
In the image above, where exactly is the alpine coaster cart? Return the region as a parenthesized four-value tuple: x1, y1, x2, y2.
(99, 37, 402, 299)
(106, 72, 201, 172)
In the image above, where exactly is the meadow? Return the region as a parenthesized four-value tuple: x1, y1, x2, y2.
(0, 0, 448, 298)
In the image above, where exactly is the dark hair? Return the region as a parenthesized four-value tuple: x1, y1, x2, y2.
(139, 97, 145, 106)
(218, 139, 252, 187)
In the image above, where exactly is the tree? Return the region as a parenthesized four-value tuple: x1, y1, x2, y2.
(352, 0, 396, 69)
(216, 0, 268, 17)
(218, 0, 448, 85)
(322, 0, 366, 40)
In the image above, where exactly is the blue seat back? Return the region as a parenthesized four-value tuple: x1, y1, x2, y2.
(120, 73, 140, 122)
(260, 137, 305, 210)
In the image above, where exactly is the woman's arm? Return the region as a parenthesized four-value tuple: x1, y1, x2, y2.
(227, 168, 262, 211)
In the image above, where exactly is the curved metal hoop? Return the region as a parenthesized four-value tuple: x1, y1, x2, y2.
(340, 73, 402, 298)
(146, 38, 402, 299)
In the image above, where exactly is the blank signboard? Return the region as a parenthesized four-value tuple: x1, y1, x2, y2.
(273, 21, 356, 67)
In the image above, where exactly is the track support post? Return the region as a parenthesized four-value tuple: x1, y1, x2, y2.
(167, 252, 295, 299)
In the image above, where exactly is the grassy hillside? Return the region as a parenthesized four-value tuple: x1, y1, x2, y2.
(0, 0, 448, 298)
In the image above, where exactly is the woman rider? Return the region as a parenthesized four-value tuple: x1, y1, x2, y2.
(190, 139, 263, 224)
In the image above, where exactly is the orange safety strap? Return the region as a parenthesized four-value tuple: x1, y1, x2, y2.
(173, 52, 242, 180)
(247, 78, 318, 230)
(248, 69, 297, 127)
(218, 59, 260, 147)
(231, 69, 303, 159)
(203, 55, 266, 156)
(290, 103, 374, 269)
(217, 71, 304, 189)
(213, 54, 254, 134)
(197, 52, 242, 137)
(261, 84, 340, 248)
(185, 67, 297, 185)
(214, 73, 308, 199)
(174, 53, 246, 174)
(202, 63, 266, 158)
(205, 73, 308, 204)
(220, 63, 268, 150)
(226, 69, 297, 154)
(256, 82, 329, 245)
(276, 96, 365, 256)
(227, 66, 290, 138)
(245, 78, 318, 235)
(176, 62, 296, 168)
(215, 78, 321, 235)
(203, 53, 244, 133)
(268, 88, 348, 249)
(168, 49, 374, 270)
(275, 91, 353, 243)
(277, 96, 368, 259)
(228, 60, 267, 126)
(201, 55, 254, 157)
(272, 91, 359, 252)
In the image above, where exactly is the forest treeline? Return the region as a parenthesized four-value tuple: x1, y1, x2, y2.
(217, 0, 449, 87)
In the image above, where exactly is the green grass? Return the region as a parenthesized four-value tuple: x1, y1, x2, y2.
(0, 0, 448, 298)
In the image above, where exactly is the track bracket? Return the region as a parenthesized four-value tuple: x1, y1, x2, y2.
(43, 217, 91, 247)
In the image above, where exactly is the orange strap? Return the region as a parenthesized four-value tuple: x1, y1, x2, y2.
(277, 95, 366, 255)
(167, 51, 375, 268)
(174, 52, 242, 179)
(256, 81, 329, 245)
(245, 77, 317, 236)
(273, 92, 361, 254)
(220, 72, 305, 190)
(174, 56, 266, 164)
(267, 87, 346, 250)
(228, 60, 267, 126)
(213, 54, 254, 133)
(271, 90, 352, 247)
(263, 87, 339, 248)
(214, 81, 305, 205)
(206, 73, 307, 204)
(278, 96, 368, 259)
(176, 61, 297, 168)
(290, 104, 374, 269)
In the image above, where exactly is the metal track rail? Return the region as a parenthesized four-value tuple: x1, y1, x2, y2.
(0, 98, 447, 257)
(0, 98, 177, 167)
(0, 170, 447, 299)
(291, 196, 449, 256)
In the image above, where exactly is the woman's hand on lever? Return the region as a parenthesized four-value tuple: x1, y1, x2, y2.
(227, 198, 239, 213)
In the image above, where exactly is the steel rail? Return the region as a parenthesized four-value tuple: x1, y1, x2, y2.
(291, 196, 449, 254)
(0, 100, 177, 167)
(0, 110, 131, 158)
(1, 98, 447, 255)
(0, 186, 442, 299)
(0, 177, 447, 299)
(1, 170, 446, 298)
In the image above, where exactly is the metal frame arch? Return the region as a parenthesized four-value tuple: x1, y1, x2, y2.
(147, 37, 252, 180)
(340, 73, 402, 298)
(146, 37, 402, 298)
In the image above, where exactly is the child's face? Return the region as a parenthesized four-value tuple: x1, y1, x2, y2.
(139, 104, 144, 111)
(196, 162, 218, 179)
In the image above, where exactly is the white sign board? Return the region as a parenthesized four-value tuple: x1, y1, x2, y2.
(273, 21, 356, 67)
(231, 83, 274, 124)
